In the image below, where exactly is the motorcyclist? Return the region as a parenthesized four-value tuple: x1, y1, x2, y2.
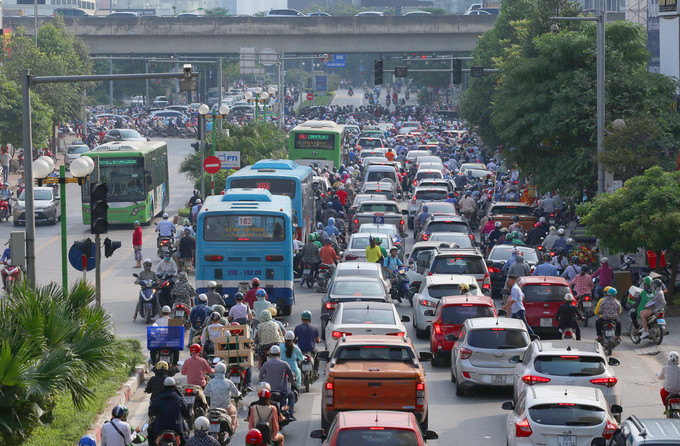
(153, 305, 172, 327)
(170, 271, 195, 310)
(299, 234, 322, 282)
(247, 389, 285, 445)
(592, 257, 614, 298)
(101, 405, 143, 446)
(243, 277, 262, 308)
(148, 377, 189, 446)
(541, 226, 559, 251)
(569, 265, 594, 299)
(156, 251, 179, 276)
(182, 345, 214, 414)
(133, 259, 160, 321)
(383, 247, 405, 302)
(657, 351, 680, 407)
(0, 183, 12, 215)
(532, 253, 559, 277)
(639, 278, 667, 339)
(188, 294, 211, 346)
(253, 289, 273, 323)
(145, 361, 170, 402)
(319, 239, 340, 275)
(205, 280, 225, 307)
(203, 362, 240, 434)
(508, 253, 531, 278)
(460, 192, 477, 224)
(555, 293, 581, 340)
(279, 331, 304, 389)
(551, 228, 568, 252)
(594, 287, 622, 341)
(324, 217, 341, 238)
(294, 310, 321, 373)
(561, 256, 581, 281)
(186, 416, 220, 446)
(255, 309, 283, 367)
(228, 292, 253, 324)
(156, 212, 176, 239)
(259, 345, 297, 421)
(526, 222, 545, 246)
(202, 311, 227, 354)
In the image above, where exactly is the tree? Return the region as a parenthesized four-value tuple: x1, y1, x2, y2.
(203, 7, 230, 15)
(0, 72, 52, 148)
(577, 166, 680, 299)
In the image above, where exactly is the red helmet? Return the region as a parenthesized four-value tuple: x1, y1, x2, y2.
(258, 388, 271, 399)
(246, 429, 263, 444)
(230, 322, 243, 336)
(189, 344, 202, 354)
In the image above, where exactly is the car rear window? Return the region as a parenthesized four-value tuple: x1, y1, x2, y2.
(429, 234, 473, 248)
(489, 246, 539, 263)
(367, 171, 397, 182)
(359, 139, 383, 148)
(422, 202, 456, 214)
(425, 222, 469, 234)
(431, 256, 485, 275)
(522, 284, 570, 302)
(529, 404, 605, 426)
(467, 329, 529, 349)
(416, 190, 448, 201)
(416, 171, 443, 181)
(341, 308, 396, 325)
(336, 428, 419, 444)
(336, 346, 413, 362)
(363, 189, 394, 200)
(534, 355, 606, 376)
(332, 281, 384, 297)
(441, 305, 495, 325)
(427, 284, 476, 298)
(359, 203, 400, 213)
(490, 205, 532, 216)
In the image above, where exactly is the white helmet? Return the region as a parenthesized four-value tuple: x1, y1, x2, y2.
(207, 281, 217, 288)
(670, 351, 679, 365)
(162, 212, 169, 218)
(161, 305, 171, 314)
(557, 228, 565, 236)
(196, 199, 202, 204)
(284, 330, 295, 341)
(143, 258, 152, 265)
(194, 416, 210, 431)
(215, 362, 227, 374)
(163, 377, 176, 387)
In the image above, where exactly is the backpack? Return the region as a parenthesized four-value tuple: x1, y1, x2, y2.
(252, 405, 273, 443)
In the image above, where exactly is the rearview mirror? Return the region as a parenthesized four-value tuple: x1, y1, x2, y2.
(497, 309, 507, 317)
(423, 310, 434, 317)
(316, 351, 330, 362)
(425, 430, 439, 440)
(501, 401, 515, 411)
(141, 423, 149, 433)
(509, 355, 520, 364)
(400, 315, 411, 323)
(310, 429, 326, 440)
(418, 351, 433, 362)
(608, 357, 620, 366)
(610, 404, 623, 414)
(133, 273, 139, 278)
(177, 361, 184, 367)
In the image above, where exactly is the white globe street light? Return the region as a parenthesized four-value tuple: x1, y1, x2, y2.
(39, 155, 55, 173)
(244, 91, 253, 100)
(32, 158, 51, 179)
(70, 157, 94, 178)
(268, 87, 276, 96)
(260, 92, 269, 100)
(254, 87, 262, 95)
(81, 156, 95, 173)
(198, 103, 210, 115)
(219, 105, 230, 116)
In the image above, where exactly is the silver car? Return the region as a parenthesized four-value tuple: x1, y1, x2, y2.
(343, 233, 393, 262)
(450, 317, 531, 396)
(14, 187, 60, 226)
(64, 143, 89, 170)
(358, 223, 406, 260)
(407, 186, 449, 229)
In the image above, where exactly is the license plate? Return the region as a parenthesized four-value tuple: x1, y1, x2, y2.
(558, 435, 576, 446)
(209, 423, 220, 433)
(583, 301, 592, 308)
(540, 318, 553, 327)
(303, 269, 310, 274)
(491, 375, 506, 384)
(175, 311, 184, 318)
(183, 395, 195, 404)
(605, 329, 615, 337)
(672, 403, 680, 409)
(230, 376, 241, 384)
(658, 319, 666, 325)
(301, 363, 313, 372)
(239, 285, 249, 293)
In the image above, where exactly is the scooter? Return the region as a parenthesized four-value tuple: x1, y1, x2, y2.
(390, 266, 411, 305)
(206, 407, 234, 445)
(598, 319, 621, 356)
(300, 353, 318, 393)
(301, 263, 318, 289)
(156, 273, 176, 308)
(2, 261, 21, 294)
(182, 384, 207, 429)
(630, 309, 666, 346)
(157, 235, 173, 259)
(173, 302, 191, 329)
(666, 393, 680, 419)
(577, 294, 594, 327)
(0, 199, 10, 222)
(156, 430, 182, 446)
(316, 263, 334, 292)
(561, 327, 578, 340)
(134, 274, 159, 324)
(228, 364, 250, 397)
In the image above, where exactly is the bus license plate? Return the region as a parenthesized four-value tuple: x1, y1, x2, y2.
(230, 376, 241, 384)
(558, 435, 575, 446)
(605, 329, 615, 337)
(583, 301, 592, 308)
(183, 395, 195, 404)
(540, 318, 553, 327)
(209, 423, 221, 433)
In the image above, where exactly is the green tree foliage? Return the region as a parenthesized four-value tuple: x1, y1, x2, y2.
(203, 7, 230, 15)
(0, 72, 52, 147)
(0, 281, 118, 443)
(578, 167, 680, 298)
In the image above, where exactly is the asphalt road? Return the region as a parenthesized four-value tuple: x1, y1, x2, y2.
(330, 87, 419, 111)
(8, 138, 671, 444)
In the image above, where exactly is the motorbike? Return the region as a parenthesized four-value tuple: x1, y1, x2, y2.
(206, 407, 234, 445)
(156, 430, 182, 446)
(173, 302, 191, 329)
(561, 327, 578, 340)
(630, 309, 666, 346)
(156, 273, 176, 308)
(149, 347, 180, 376)
(348, 89, 354, 97)
(300, 353, 318, 393)
(270, 389, 295, 429)
(182, 384, 207, 429)
(577, 294, 594, 327)
(0, 199, 10, 222)
(389, 266, 411, 305)
(2, 261, 21, 294)
(316, 263, 334, 292)
(227, 364, 250, 397)
(666, 393, 680, 419)
(598, 319, 621, 356)
(157, 235, 173, 259)
(134, 274, 159, 324)
(301, 263, 319, 289)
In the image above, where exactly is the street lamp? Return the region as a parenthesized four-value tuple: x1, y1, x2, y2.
(266, 86, 276, 123)
(198, 103, 209, 198)
(33, 156, 93, 292)
(209, 104, 230, 157)
(260, 91, 269, 122)
(245, 88, 264, 122)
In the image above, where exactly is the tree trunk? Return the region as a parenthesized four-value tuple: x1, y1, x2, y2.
(669, 254, 679, 303)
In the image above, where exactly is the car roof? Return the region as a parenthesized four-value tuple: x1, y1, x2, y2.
(517, 276, 570, 286)
(337, 334, 413, 347)
(491, 202, 532, 207)
(416, 169, 442, 174)
(337, 410, 418, 429)
(359, 200, 399, 205)
(440, 294, 494, 305)
(434, 249, 482, 258)
(424, 274, 478, 286)
(412, 241, 456, 250)
(360, 223, 398, 230)
(336, 261, 380, 271)
(624, 417, 680, 440)
(338, 301, 395, 310)
(427, 215, 467, 222)
(531, 339, 602, 355)
(332, 276, 383, 284)
(526, 385, 605, 406)
(465, 317, 527, 330)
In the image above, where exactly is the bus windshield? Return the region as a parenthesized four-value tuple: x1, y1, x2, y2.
(97, 158, 146, 201)
(203, 215, 286, 242)
(230, 178, 297, 198)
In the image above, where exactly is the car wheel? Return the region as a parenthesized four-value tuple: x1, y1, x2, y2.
(407, 217, 414, 229)
(415, 328, 429, 340)
(455, 377, 466, 397)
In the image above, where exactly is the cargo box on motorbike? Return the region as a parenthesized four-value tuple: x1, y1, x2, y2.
(213, 324, 254, 367)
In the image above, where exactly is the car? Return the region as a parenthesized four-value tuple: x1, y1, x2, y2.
(147, 110, 186, 120)
(412, 274, 482, 339)
(265, 8, 305, 16)
(357, 137, 385, 150)
(464, 168, 496, 183)
(360, 129, 386, 139)
(609, 416, 680, 445)
(465, 9, 492, 15)
(486, 245, 540, 298)
(414, 201, 458, 234)
(107, 11, 140, 17)
(360, 182, 397, 201)
(450, 317, 532, 395)
(348, 193, 393, 218)
(405, 150, 430, 169)
(459, 162, 487, 172)
(486, 202, 537, 233)
(503, 385, 620, 446)
(311, 410, 438, 444)
(152, 95, 169, 107)
(323, 301, 410, 353)
(357, 223, 406, 260)
(363, 165, 400, 187)
(176, 12, 203, 17)
(166, 105, 192, 114)
(427, 232, 474, 249)
(94, 113, 124, 121)
(52, 7, 90, 16)
(407, 186, 449, 228)
(103, 128, 146, 143)
(326, 261, 391, 292)
(405, 241, 458, 297)
(355, 11, 384, 15)
(404, 10, 433, 15)
(419, 248, 492, 293)
(130, 96, 145, 107)
(64, 143, 89, 170)
(419, 215, 474, 243)
(320, 276, 391, 337)
(428, 294, 497, 366)
(308, 11, 331, 16)
(416, 155, 444, 167)
(14, 187, 61, 226)
(343, 233, 394, 262)
(418, 178, 455, 194)
(516, 276, 571, 335)
(510, 339, 622, 412)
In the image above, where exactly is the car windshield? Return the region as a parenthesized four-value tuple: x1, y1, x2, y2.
(427, 284, 476, 299)
(529, 404, 605, 426)
(19, 190, 52, 201)
(67, 146, 89, 154)
(359, 203, 400, 213)
(425, 222, 468, 234)
(466, 328, 530, 349)
(120, 129, 143, 138)
(416, 190, 447, 201)
(523, 284, 571, 302)
(336, 346, 413, 362)
(489, 247, 539, 263)
(331, 281, 384, 297)
(359, 226, 398, 237)
(359, 139, 383, 148)
(432, 257, 485, 275)
(441, 305, 495, 325)
(350, 237, 390, 250)
(429, 234, 472, 248)
(490, 205, 532, 216)
(422, 203, 456, 214)
(335, 428, 419, 444)
(534, 355, 606, 376)
(340, 308, 396, 325)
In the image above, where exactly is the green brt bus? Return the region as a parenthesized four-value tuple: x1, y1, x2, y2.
(288, 120, 348, 169)
(81, 141, 169, 225)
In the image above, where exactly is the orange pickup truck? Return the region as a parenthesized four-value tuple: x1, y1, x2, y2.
(317, 335, 433, 431)
(485, 202, 537, 233)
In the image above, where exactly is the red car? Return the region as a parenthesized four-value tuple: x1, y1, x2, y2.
(311, 410, 438, 445)
(428, 294, 497, 366)
(516, 276, 571, 336)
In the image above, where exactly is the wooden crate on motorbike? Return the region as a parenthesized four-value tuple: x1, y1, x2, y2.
(213, 324, 254, 367)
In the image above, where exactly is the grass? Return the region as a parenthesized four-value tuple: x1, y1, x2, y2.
(298, 91, 335, 109)
(23, 339, 145, 446)
(178, 207, 191, 218)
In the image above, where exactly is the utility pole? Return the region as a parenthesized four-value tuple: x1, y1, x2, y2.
(277, 55, 284, 128)
(217, 57, 223, 130)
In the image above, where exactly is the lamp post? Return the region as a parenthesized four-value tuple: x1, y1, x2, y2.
(260, 91, 269, 122)
(33, 155, 93, 292)
(198, 103, 209, 198)
(210, 104, 230, 157)
(265, 86, 276, 123)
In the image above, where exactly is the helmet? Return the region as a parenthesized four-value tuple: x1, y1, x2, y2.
(252, 277, 260, 286)
(458, 283, 470, 292)
(112, 405, 128, 419)
(143, 258, 152, 265)
(317, 222, 324, 229)
(269, 345, 281, 355)
(557, 228, 565, 236)
(194, 416, 210, 432)
(235, 292, 244, 301)
(543, 253, 551, 261)
(512, 216, 519, 222)
(654, 278, 664, 288)
(196, 199, 202, 204)
(606, 287, 618, 296)
(207, 280, 217, 288)
(198, 294, 208, 302)
(267, 307, 277, 317)
(161, 305, 171, 314)
(643, 276, 652, 288)
(164, 377, 176, 387)
(603, 286, 612, 294)
(163, 212, 169, 218)
(564, 293, 575, 302)
(284, 330, 295, 341)
(375, 237, 382, 244)
(258, 389, 271, 399)
(302, 310, 312, 320)
(494, 221, 502, 229)
(211, 311, 221, 322)
(230, 321, 244, 335)
(601, 257, 609, 264)
(670, 351, 680, 365)
(571, 256, 579, 264)
(155, 360, 169, 371)
(189, 343, 202, 354)
(256, 289, 267, 298)
(79, 435, 97, 446)
(539, 216, 546, 223)
(549, 226, 556, 232)
(246, 429, 264, 445)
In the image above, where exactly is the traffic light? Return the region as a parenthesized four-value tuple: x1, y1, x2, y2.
(103, 237, 121, 258)
(90, 183, 108, 235)
(394, 66, 407, 78)
(374, 59, 383, 85)
(73, 238, 93, 257)
(452, 59, 462, 85)
(191, 141, 200, 152)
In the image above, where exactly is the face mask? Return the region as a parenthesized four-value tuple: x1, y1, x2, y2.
(164, 256, 170, 261)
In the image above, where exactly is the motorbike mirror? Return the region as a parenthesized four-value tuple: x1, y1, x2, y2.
(133, 273, 139, 278)
(316, 350, 330, 362)
(610, 404, 623, 414)
(608, 357, 620, 366)
(400, 315, 410, 323)
(213, 357, 221, 364)
(141, 423, 149, 433)
(177, 360, 184, 367)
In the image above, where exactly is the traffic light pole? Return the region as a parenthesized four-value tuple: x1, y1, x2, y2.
(95, 233, 101, 307)
(60, 165, 67, 293)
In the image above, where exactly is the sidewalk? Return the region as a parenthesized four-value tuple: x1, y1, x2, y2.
(627, 314, 680, 365)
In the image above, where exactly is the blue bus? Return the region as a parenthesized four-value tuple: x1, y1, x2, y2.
(196, 189, 295, 315)
(225, 159, 314, 243)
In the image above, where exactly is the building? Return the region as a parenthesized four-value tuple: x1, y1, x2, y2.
(3, 0, 96, 16)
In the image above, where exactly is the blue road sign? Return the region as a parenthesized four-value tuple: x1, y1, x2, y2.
(69, 244, 95, 272)
(326, 54, 346, 68)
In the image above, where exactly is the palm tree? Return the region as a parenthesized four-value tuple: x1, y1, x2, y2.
(0, 280, 117, 443)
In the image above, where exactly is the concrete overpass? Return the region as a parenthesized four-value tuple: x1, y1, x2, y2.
(4, 15, 496, 55)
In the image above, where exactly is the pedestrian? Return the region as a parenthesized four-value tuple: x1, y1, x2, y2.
(132, 220, 143, 268)
(1, 147, 11, 183)
(502, 275, 535, 336)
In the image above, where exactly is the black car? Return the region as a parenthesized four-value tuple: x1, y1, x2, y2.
(485, 245, 539, 298)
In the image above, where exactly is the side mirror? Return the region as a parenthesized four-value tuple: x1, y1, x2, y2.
(320, 313, 331, 321)
(509, 355, 520, 364)
(212, 357, 221, 365)
(530, 334, 540, 341)
(133, 273, 139, 278)
(608, 357, 620, 366)
(418, 351, 433, 362)
(141, 423, 149, 433)
(400, 315, 411, 323)
(317, 351, 330, 362)
(423, 310, 435, 317)
(610, 404, 623, 414)
(401, 209, 409, 216)
(444, 333, 457, 342)
(177, 361, 184, 367)
(310, 429, 326, 440)
(591, 439, 606, 446)
(501, 401, 515, 411)
(425, 430, 439, 440)
(497, 309, 507, 317)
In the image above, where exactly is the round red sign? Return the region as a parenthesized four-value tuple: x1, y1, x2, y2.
(203, 155, 221, 174)
(306, 93, 314, 101)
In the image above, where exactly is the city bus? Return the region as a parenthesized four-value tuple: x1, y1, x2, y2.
(81, 141, 169, 225)
(288, 120, 348, 169)
(196, 189, 295, 315)
(225, 159, 314, 242)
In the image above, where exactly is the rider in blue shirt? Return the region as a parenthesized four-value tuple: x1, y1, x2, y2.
(532, 253, 560, 276)
(324, 217, 340, 237)
(383, 248, 403, 273)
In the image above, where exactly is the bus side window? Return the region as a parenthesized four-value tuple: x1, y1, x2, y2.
(145, 170, 152, 187)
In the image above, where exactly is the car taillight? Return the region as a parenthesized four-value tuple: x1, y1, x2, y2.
(331, 331, 351, 339)
(416, 382, 425, 408)
(345, 254, 358, 261)
(204, 255, 224, 261)
(460, 348, 472, 359)
(603, 421, 617, 439)
(411, 195, 417, 204)
(325, 382, 334, 406)
(488, 266, 501, 273)
(353, 218, 359, 226)
(413, 179, 417, 186)
(515, 418, 532, 437)
(387, 332, 406, 337)
(483, 272, 491, 289)
(419, 298, 435, 307)
(324, 302, 338, 310)
(521, 375, 551, 385)
(590, 377, 618, 387)
(433, 323, 442, 335)
(400, 219, 405, 226)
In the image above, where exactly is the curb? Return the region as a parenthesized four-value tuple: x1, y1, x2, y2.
(86, 363, 147, 442)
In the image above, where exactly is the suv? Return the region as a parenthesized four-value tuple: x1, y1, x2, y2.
(427, 294, 497, 366)
(510, 340, 622, 416)
(357, 137, 385, 150)
(516, 276, 571, 336)
(407, 186, 449, 228)
(419, 215, 473, 242)
(418, 248, 491, 294)
(609, 416, 680, 445)
(413, 201, 458, 235)
(486, 245, 540, 298)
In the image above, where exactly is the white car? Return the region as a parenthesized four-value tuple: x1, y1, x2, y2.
(503, 385, 620, 446)
(343, 233, 394, 262)
(64, 143, 89, 170)
(14, 187, 60, 226)
(322, 301, 410, 353)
